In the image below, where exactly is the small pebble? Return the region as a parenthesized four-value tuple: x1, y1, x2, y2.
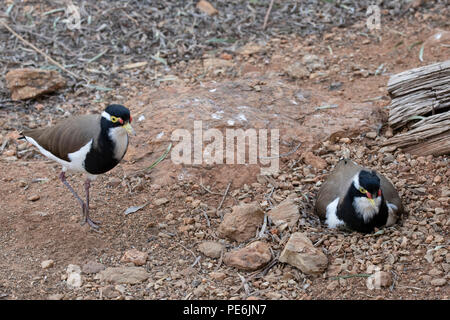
(28, 195, 40, 201)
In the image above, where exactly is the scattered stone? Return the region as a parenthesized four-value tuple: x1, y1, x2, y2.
(383, 153, 396, 164)
(106, 177, 122, 188)
(196, 0, 218, 16)
(223, 241, 271, 271)
(67, 273, 82, 288)
(154, 198, 169, 206)
(284, 61, 310, 79)
(218, 202, 264, 242)
(265, 292, 282, 300)
(301, 54, 325, 71)
(326, 281, 339, 291)
(366, 132, 378, 139)
(100, 285, 120, 299)
(27, 194, 40, 202)
(47, 293, 64, 300)
(373, 271, 392, 288)
(197, 241, 224, 259)
(384, 127, 394, 138)
(82, 261, 106, 274)
(209, 271, 227, 281)
(237, 42, 265, 56)
(67, 264, 81, 274)
(303, 152, 327, 170)
(66, 264, 83, 288)
(430, 278, 447, 287)
(267, 196, 300, 229)
(120, 248, 148, 266)
(96, 267, 150, 284)
(5, 68, 66, 100)
(279, 232, 328, 274)
(203, 58, 234, 72)
(41, 260, 54, 269)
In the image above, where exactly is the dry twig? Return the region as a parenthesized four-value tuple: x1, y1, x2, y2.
(262, 0, 275, 30)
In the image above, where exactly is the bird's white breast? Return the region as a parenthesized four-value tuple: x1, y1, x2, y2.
(353, 196, 382, 223)
(108, 126, 129, 161)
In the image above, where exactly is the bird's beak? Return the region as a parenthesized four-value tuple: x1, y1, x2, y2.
(366, 192, 376, 207)
(122, 123, 136, 135)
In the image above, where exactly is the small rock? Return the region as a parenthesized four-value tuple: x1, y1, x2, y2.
(384, 127, 394, 138)
(28, 194, 40, 202)
(367, 271, 392, 289)
(67, 264, 81, 274)
(67, 273, 82, 288)
(66, 264, 82, 288)
(47, 293, 64, 300)
(223, 241, 271, 271)
(220, 53, 233, 61)
(41, 260, 54, 269)
(154, 198, 169, 206)
(5, 68, 66, 100)
(428, 268, 442, 276)
(218, 202, 264, 242)
(366, 132, 378, 139)
(96, 267, 150, 284)
(209, 271, 227, 281)
(435, 208, 444, 215)
(326, 281, 339, 291)
(383, 154, 395, 164)
(198, 241, 224, 259)
(433, 176, 442, 184)
(100, 285, 120, 299)
(265, 292, 282, 300)
(237, 42, 265, 56)
(82, 261, 105, 274)
(303, 152, 327, 170)
(400, 237, 408, 248)
(284, 61, 310, 79)
(203, 58, 234, 72)
(106, 177, 122, 188)
(196, 0, 218, 16)
(279, 232, 328, 274)
(120, 249, 148, 266)
(430, 278, 446, 287)
(267, 196, 300, 228)
(301, 54, 325, 71)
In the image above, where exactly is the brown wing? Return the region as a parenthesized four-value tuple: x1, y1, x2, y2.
(314, 159, 364, 218)
(377, 171, 404, 215)
(22, 115, 101, 161)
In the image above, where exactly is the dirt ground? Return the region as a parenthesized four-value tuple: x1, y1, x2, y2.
(0, 1, 449, 300)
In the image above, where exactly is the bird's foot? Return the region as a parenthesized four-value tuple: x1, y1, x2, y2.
(81, 216, 101, 230)
(81, 203, 101, 230)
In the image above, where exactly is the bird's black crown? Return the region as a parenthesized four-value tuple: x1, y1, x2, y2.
(104, 104, 131, 123)
(358, 170, 380, 194)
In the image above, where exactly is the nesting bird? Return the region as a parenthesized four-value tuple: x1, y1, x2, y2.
(21, 104, 135, 229)
(315, 159, 403, 233)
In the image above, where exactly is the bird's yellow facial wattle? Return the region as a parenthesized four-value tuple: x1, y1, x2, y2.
(122, 122, 135, 135)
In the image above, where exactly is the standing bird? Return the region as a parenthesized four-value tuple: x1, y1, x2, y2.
(314, 159, 403, 233)
(20, 104, 135, 229)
